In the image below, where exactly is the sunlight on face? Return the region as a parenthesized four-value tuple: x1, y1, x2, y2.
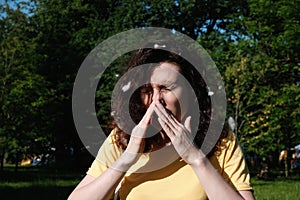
(149, 62, 191, 121)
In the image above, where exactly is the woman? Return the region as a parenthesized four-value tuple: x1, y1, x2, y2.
(68, 41, 255, 200)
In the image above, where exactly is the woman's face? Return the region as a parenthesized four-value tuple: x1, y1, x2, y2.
(146, 62, 191, 122)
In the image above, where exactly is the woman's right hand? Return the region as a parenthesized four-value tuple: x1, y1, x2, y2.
(120, 102, 155, 167)
(67, 103, 155, 200)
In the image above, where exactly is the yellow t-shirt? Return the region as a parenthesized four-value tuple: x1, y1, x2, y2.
(87, 129, 253, 200)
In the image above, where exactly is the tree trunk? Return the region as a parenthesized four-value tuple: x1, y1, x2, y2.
(0, 147, 4, 171)
(14, 152, 19, 172)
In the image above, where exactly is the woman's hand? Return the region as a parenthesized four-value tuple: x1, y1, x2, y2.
(154, 101, 205, 165)
(121, 102, 155, 167)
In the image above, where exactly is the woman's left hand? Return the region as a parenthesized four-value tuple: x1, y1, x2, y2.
(154, 101, 204, 165)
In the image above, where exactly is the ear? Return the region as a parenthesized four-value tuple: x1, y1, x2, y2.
(184, 116, 192, 132)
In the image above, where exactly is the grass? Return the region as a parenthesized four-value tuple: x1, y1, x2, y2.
(0, 165, 82, 200)
(0, 179, 80, 200)
(252, 178, 300, 200)
(0, 165, 299, 200)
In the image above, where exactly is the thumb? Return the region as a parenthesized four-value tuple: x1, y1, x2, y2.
(139, 102, 155, 128)
(184, 116, 192, 132)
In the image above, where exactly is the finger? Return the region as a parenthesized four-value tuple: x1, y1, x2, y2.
(138, 102, 155, 128)
(154, 106, 167, 122)
(155, 102, 178, 128)
(158, 117, 175, 139)
(154, 106, 176, 130)
(184, 116, 192, 133)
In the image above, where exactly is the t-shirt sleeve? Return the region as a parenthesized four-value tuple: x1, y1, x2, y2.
(86, 129, 123, 178)
(218, 131, 253, 191)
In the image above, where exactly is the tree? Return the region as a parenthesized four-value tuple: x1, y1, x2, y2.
(0, 3, 55, 170)
(1, 0, 298, 171)
(222, 0, 300, 167)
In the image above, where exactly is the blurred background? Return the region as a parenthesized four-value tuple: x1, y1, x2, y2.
(0, 0, 299, 199)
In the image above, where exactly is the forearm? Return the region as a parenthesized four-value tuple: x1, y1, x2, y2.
(68, 154, 132, 200)
(190, 152, 244, 200)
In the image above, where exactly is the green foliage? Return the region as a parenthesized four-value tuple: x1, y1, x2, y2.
(221, 0, 300, 158)
(0, 0, 299, 170)
(0, 2, 56, 169)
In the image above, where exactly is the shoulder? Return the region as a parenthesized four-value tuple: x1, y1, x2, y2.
(214, 130, 236, 156)
(96, 128, 123, 164)
(212, 131, 253, 191)
(86, 128, 122, 177)
(214, 130, 247, 167)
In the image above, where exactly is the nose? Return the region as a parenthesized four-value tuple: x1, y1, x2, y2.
(152, 89, 166, 106)
(152, 88, 161, 102)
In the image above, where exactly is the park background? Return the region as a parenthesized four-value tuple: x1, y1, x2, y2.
(0, 0, 299, 199)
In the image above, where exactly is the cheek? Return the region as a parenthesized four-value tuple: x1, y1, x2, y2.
(164, 89, 189, 116)
(164, 94, 180, 110)
(140, 91, 153, 108)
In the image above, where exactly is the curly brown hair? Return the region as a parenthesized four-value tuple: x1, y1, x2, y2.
(110, 40, 228, 157)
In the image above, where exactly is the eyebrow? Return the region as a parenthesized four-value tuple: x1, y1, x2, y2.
(151, 81, 177, 87)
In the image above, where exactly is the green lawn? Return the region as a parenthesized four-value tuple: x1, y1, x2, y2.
(252, 178, 300, 200)
(0, 179, 80, 200)
(0, 166, 299, 200)
(0, 166, 82, 200)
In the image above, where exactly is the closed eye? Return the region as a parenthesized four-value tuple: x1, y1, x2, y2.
(141, 84, 153, 94)
(160, 84, 176, 92)
(160, 86, 170, 91)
